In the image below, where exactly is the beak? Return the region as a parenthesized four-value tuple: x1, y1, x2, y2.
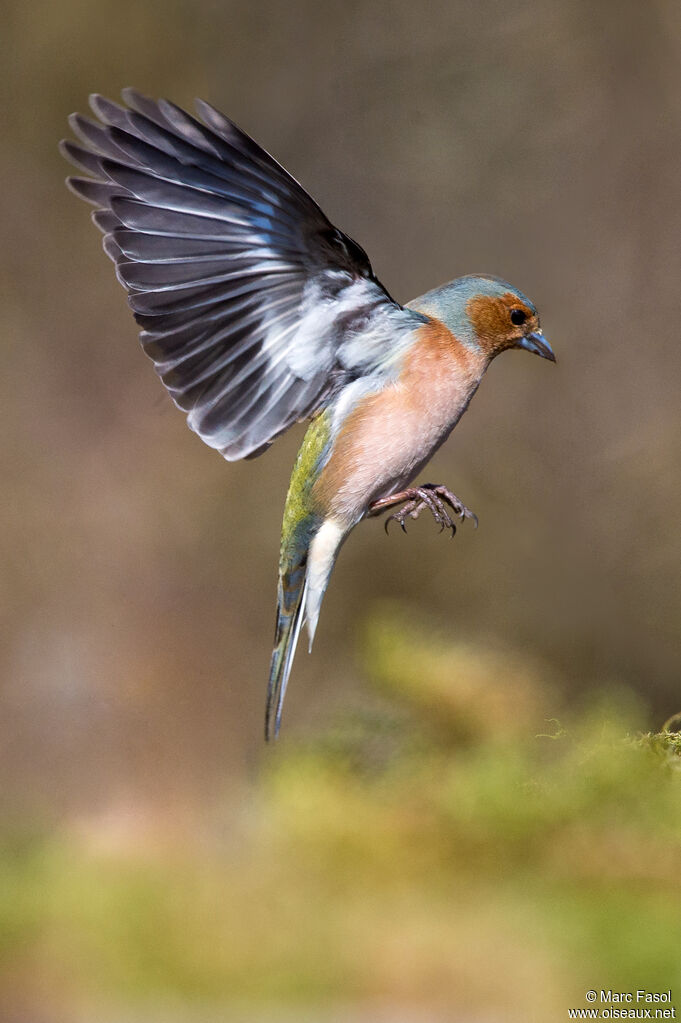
(516, 330, 556, 363)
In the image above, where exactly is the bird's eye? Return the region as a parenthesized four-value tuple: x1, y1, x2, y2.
(510, 309, 527, 326)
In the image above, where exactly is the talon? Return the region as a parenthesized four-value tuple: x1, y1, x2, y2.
(428, 484, 477, 526)
(374, 482, 477, 539)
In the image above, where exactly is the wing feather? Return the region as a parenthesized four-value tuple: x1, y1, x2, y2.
(63, 90, 421, 458)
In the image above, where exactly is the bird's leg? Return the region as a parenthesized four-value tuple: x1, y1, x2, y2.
(369, 484, 477, 536)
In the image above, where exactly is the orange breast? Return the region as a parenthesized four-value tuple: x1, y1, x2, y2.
(314, 318, 488, 523)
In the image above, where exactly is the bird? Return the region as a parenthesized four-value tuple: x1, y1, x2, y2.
(62, 89, 555, 740)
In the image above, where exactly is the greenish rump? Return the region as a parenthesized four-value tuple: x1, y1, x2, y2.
(280, 410, 332, 574)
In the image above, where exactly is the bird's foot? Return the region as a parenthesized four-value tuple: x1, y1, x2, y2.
(369, 484, 477, 536)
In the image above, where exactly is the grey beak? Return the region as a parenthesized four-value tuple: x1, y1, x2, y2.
(516, 330, 556, 362)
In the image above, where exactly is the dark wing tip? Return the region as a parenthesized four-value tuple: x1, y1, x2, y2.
(120, 86, 145, 106)
(194, 98, 228, 132)
(89, 93, 128, 127)
(60, 138, 103, 176)
(61, 88, 399, 462)
(65, 175, 94, 199)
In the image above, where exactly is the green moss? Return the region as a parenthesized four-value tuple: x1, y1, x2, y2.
(3, 607, 681, 1018)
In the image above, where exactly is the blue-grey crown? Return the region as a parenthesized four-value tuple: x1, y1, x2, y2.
(407, 274, 536, 351)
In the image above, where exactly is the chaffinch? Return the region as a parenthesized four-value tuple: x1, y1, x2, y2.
(62, 90, 555, 739)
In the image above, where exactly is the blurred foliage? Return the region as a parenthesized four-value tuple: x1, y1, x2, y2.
(3, 609, 681, 1021)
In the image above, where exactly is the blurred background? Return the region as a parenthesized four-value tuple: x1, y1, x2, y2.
(3, 0, 681, 1020)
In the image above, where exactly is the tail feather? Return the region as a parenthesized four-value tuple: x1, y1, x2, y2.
(265, 518, 345, 740)
(265, 575, 308, 741)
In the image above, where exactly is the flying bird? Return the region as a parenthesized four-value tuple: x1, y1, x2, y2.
(62, 90, 555, 740)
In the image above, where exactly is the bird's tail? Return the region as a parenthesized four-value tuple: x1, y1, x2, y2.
(265, 518, 344, 740)
(265, 560, 309, 742)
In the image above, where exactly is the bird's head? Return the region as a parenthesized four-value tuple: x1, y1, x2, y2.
(411, 274, 555, 364)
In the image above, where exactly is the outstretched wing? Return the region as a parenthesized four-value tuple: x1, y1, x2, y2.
(62, 89, 417, 459)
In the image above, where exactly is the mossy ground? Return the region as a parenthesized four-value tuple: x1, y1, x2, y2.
(3, 606, 680, 1022)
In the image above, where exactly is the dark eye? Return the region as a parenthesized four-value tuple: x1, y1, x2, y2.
(510, 309, 527, 326)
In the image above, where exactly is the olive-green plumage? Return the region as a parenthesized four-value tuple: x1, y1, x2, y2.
(266, 411, 332, 739)
(279, 410, 331, 572)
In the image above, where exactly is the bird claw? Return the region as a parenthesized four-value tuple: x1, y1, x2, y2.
(427, 484, 478, 529)
(380, 484, 477, 538)
(384, 498, 416, 533)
